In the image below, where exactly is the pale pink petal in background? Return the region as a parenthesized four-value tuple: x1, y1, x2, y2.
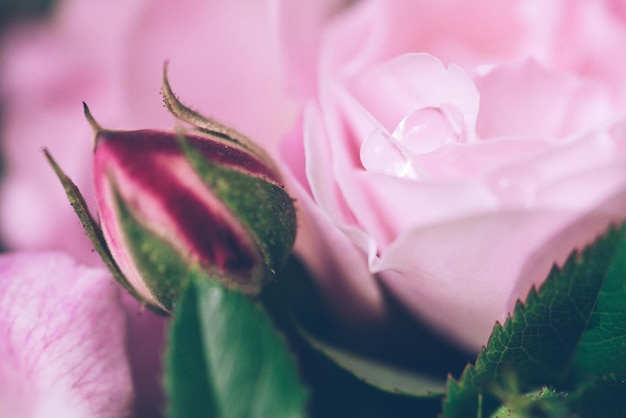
(122, 0, 298, 144)
(0, 0, 322, 265)
(0, 252, 133, 417)
(0, 0, 145, 265)
(271, 0, 349, 97)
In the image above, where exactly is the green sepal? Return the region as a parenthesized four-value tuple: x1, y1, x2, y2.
(161, 63, 279, 174)
(487, 374, 626, 418)
(164, 273, 309, 418)
(487, 386, 569, 418)
(44, 149, 165, 314)
(176, 133, 297, 283)
(111, 180, 198, 312)
(442, 221, 626, 417)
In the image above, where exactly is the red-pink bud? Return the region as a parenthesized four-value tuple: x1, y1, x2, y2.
(46, 70, 296, 312)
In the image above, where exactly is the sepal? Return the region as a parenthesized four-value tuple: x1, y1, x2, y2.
(44, 149, 166, 314)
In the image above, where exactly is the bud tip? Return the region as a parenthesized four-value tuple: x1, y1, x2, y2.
(83, 102, 103, 134)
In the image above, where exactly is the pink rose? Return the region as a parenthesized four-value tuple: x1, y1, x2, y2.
(0, 0, 343, 265)
(0, 252, 133, 417)
(280, 0, 626, 349)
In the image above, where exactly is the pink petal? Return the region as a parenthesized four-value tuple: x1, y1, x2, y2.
(348, 53, 479, 135)
(475, 59, 613, 140)
(377, 193, 626, 350)
(287, 178, 387, 326)
(540, 0, 626, 106)
(319, 0, 533, 75)
(122, 0, 296, 151)
(284, 105, 388, 327)
(0, 0, 301, 264)
(273, 0, 348, 97)
(0, 252, 132, 417)
(303, 104, 359, 228)
(0, 0, 145, 265)
(344, 172, 495, 249)
(374, 122, 626, 349)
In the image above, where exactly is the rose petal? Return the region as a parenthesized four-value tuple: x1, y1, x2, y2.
(0, 0, 144, 265)
(0, 252, 132, 417)
(123, 0, 296, 153)
(273, 0, 348, 97)
(475, 58, 613, 140)
(374, 138, 626, 350)
(319, 0, 532, 75)
(348, 53, 479, 135)
(287, 178, 387, 326)
(376, 202, 626, 350)
(543, 0, 626, 106)
(346, 172, 496, 249)
(303, 104, 360, 227)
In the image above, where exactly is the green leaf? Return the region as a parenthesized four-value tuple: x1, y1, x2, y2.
(165, 275, 309, 418)
(574, 226, 626, 378)
(297, 325, 446, 397)
(442, 222, 626, 417)
(567, 373, 626, 417)
(486, 374, 626, 418)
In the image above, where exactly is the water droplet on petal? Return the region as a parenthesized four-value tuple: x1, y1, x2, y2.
(360, 127, 413, 177)
(393, 105, 465, 155)
(485, 174, 536, 208)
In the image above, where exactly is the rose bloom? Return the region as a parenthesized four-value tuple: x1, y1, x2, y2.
(279, 0, 626, 350)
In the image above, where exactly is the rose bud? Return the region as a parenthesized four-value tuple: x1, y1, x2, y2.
(45, 68, 296, 312)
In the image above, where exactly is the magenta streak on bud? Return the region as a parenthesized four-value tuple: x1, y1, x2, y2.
(93, 129, 272, 304)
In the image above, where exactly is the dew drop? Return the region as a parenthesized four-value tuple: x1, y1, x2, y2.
(360, 127, 413, 177)
(393, 105, 465, 155)
(485, 174, 536, 208)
